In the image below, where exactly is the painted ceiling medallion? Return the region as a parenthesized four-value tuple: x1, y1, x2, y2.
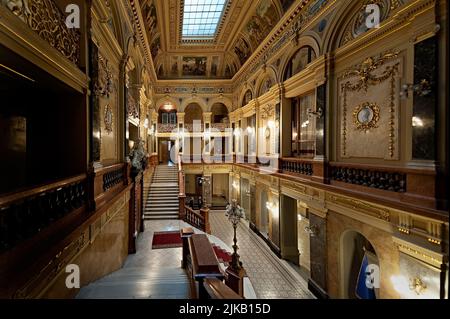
(104, 104, 113, 134)
(353, 102, 380, 132)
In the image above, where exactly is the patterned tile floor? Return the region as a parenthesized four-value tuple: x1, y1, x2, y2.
(78, 216, 313, 299)
(209, 211, 314, 299)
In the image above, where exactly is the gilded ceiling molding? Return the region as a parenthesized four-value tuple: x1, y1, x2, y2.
(335, 0, 436, 58)
(233, 0, 333, 90)
(129, 0, 157, 82)
(339, 0, 396, 48)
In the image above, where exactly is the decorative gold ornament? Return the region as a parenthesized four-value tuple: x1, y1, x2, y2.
(340, 51, 400, 158)
(261, 104, 274, 119)
(3, 0, 80, 64)
(95, 55, 114, 98)
(353, 103, 380, 132)
(104, 104, 113, 134)
(409, 277, 427, 295)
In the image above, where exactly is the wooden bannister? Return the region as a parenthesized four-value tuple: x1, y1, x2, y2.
(0, 174, 87, 253)
(184, 206, 206, 232)
(203, 278, 243, 299)
(178, 154, 186, 220)
(187, 234, 224, 299)
(92, 163, 129, 211)
(281, 157, 314, 176)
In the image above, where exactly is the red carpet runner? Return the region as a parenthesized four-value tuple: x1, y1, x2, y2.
(151, 231, 232, 264)
(151, 231, 182, 249)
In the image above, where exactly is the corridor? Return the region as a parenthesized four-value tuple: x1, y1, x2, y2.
(209, 212, 314, 299)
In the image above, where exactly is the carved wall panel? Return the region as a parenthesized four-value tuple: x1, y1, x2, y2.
(339, 52, 401, 160)
(1, 0, 81, 65)
(97, 53, 119, 164)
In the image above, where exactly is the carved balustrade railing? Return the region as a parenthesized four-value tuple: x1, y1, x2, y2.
(281, 158, 314, 176)
(92, 163, 129, 210)
(0, 174, 87, 253)
(184, 206, 205, 232)
(1, 0, 81, 65)
(157, 123, 178, 133)
(103, 167, 124, 192)
(210, 123, 229, 132)
(330, 163, 407, 193)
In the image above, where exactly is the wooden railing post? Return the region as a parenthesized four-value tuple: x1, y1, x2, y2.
(225, 267, 246, 298)
(200, 207, 210, 234)
(179, 195, 186, 220)
(178, 154, 186, 221)
(180, 227, 194, 269)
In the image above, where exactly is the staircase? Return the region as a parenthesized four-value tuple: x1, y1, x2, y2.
(76, 267, 191, 299)
(144, 165, 179, 220)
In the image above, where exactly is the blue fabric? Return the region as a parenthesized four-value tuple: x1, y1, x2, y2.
(355, 254, 377, 299)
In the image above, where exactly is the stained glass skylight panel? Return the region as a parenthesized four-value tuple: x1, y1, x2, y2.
(182, 0, 227, 39)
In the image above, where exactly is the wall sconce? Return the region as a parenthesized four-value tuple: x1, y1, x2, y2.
(304, 224, 319, 237)
(307, 107, 323, 119)
(144, 118, 149, 129)
(232, 181, 239, 189)
(297, 214, 303, 221)
(400, 80, 431, 99)
(266, 202, 278, 212)
(128, 140, 135, 149)
(233, 128, 241, 137)
(409, 277, 427, 295)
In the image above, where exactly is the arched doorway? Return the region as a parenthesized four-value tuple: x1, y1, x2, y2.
(340, 230, 379, 299)
(211, 103, 229, 124)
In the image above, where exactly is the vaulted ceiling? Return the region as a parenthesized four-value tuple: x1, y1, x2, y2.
(140, 0, 297, 80)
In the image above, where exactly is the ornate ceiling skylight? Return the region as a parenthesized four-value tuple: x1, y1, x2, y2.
(182, 0, 227, 39)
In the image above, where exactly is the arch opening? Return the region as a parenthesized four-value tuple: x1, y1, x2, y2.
(340, 230, 379, 299)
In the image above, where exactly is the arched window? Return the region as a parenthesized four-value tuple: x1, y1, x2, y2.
(258, 77, 273, 97)
(211, 103, 229, 124)
(242, 89, 253, 107)
(158, 104, 177, 124)
(284, 46, 317, 81)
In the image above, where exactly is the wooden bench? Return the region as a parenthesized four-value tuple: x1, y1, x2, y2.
(203, 278, 243, 299)
(187, 234, 224, 298)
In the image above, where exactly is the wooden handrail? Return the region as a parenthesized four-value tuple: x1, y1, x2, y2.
(203, 278, 243, 299)
(281, 157, 319, 164)
(0, 174, 87, 207)
(93, 163, 124, 175)
(329, 161, 436, 175)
